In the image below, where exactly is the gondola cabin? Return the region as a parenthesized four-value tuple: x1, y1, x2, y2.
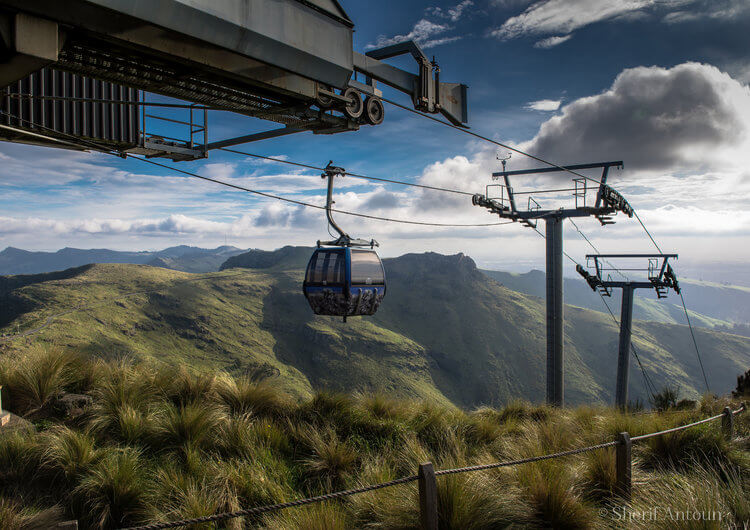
(303, 247, 386, 319)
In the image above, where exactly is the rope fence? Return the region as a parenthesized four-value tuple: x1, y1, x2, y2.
(118, 403, 747, 530)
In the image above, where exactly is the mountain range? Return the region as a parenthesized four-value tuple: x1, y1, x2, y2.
(0, 245, 246, 275)
(1, 246, 747, 408)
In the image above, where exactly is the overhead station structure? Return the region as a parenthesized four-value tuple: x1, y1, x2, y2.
(472, 161, 634, 406)
(577, 254, 681, 408)
(0, 0, 468, 159)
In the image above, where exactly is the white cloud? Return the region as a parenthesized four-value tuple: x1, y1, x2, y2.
(202, 162, 236, 180)
(533, 35, 572, 48)
(427, 0, 474, 22)
(490, 0, 748, 46)
(366, 20, 450, 50)
(525, 99, 562, 111)
(490, 0, 658, 40)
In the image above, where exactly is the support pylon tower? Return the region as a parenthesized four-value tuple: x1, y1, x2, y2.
(473, 161, 632, 406)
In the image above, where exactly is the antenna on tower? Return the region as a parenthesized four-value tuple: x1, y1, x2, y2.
(496, 152, 512, 175)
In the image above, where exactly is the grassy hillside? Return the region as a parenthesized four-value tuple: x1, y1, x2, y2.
(1, 249, 748, 407)
(0, 350, 748, 529)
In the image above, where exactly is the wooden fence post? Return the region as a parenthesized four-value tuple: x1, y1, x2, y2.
(418, 462, 438, 530)
(616, 432, 632, 501)
(721, 407, 734, 441)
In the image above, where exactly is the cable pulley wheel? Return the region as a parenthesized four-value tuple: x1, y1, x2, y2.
(342, 88, 364, 120)
(364, 97, 384, 125)
(316, 85, 334, 108)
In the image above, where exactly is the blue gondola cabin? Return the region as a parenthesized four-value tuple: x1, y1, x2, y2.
(303, 248, 386, 319)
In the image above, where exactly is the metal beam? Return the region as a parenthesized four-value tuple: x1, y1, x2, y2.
(206, 127, 303, 150)
(587, 254, 678, 259)
(353, 52, 417, 95)
(546, 216, 564, 406)
(493, 161, 623, 178)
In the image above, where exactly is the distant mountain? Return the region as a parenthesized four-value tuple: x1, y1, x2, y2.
(0, 245, 245, 275)
(146, 246, 246, 273)
(219, 245, 312, 271)
(3, 249, 745, 408)
(481, 269, 750, 331)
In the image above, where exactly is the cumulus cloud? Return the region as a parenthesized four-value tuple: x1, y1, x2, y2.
(525, 99, 562, 111)
(516, 63, 750, 172)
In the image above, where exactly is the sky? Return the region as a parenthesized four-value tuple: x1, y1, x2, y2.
(1, 0, 750, 280)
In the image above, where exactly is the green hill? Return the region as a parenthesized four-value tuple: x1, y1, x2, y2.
(1, 249, 748, 407)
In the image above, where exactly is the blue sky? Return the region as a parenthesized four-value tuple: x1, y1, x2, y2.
(1, 0, 749, 279)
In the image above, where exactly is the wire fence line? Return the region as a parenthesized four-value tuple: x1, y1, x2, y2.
(117, 404, 746, 530)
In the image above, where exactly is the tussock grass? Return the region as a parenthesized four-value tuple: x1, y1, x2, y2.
(0, 347, 81, 415)
(299, 424, 358, 489)
(640, 425, 750, 474)
(152, 401, 226, 452)
(262, 502, 350, 530)
(149, 467, 241, 530)
(1, 349, 748, 530)
(73, 447, 147, 529)
(39, 426, 100, 484)
(217, 375, 291, 418)
(517, 462, 596, 529)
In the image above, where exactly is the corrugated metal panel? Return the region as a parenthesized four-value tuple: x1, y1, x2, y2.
(0, 67, 139, 148)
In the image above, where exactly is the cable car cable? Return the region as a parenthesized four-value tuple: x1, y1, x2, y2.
(381, 97, 605, 186)
(218, 147, 476, 196)
(679, 290, 711, 393)
(0, 110, 513, 228)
